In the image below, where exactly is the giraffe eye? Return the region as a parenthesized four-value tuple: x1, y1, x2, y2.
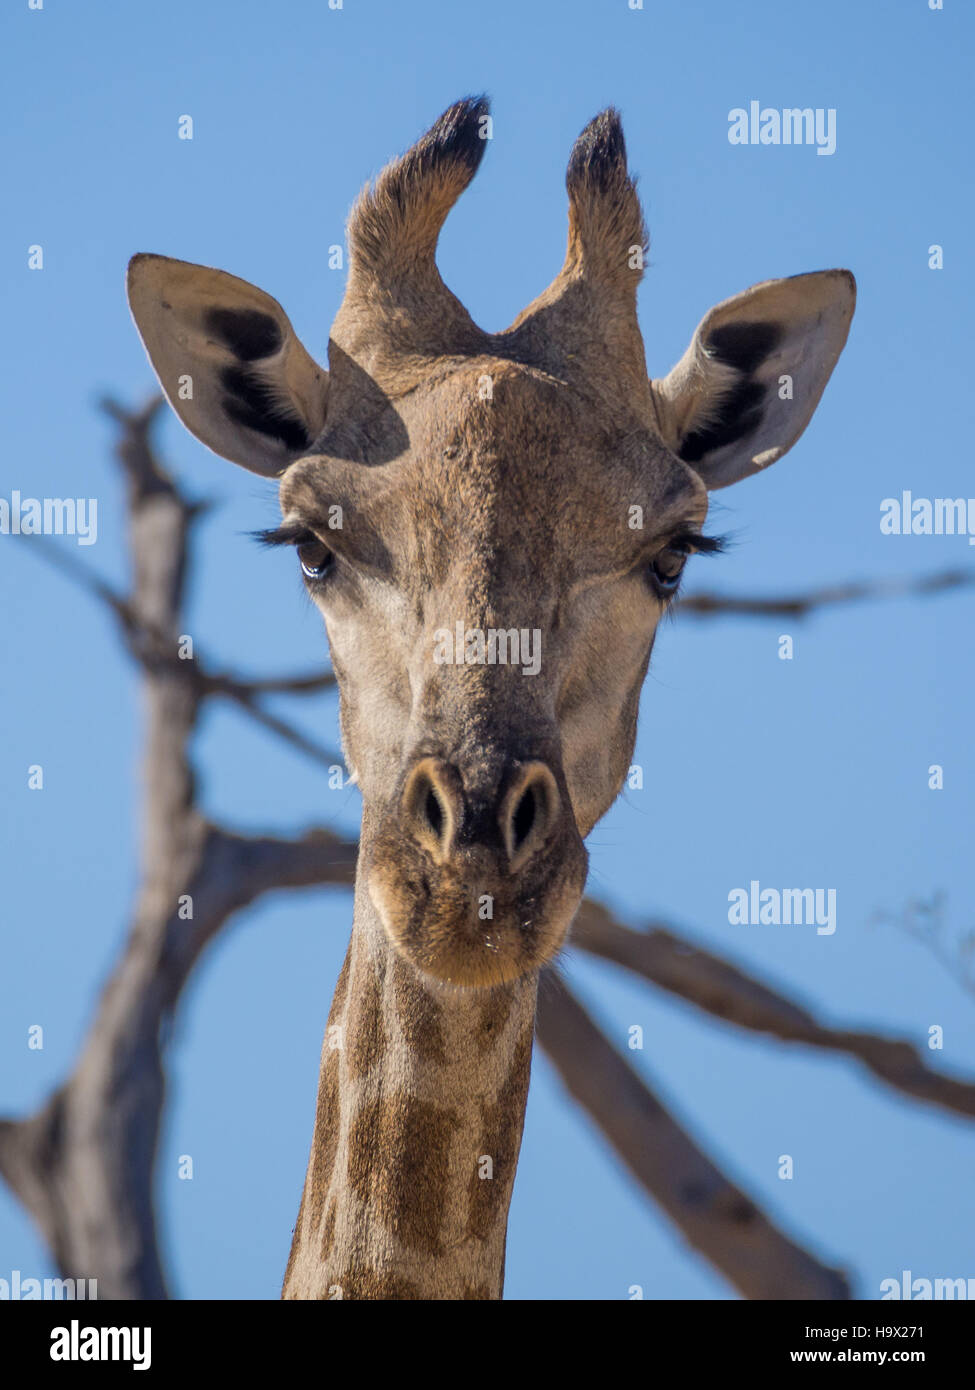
(297, 536, 333, 581)
(648, 547, 688, 596)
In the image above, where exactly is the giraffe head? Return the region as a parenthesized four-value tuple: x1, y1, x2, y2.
(127, 98, 854, 988)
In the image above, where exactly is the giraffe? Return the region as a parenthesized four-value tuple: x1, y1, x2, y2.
(126, 97, 855, 1300)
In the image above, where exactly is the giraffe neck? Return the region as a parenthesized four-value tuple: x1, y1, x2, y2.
(282, 880, 538, 1300)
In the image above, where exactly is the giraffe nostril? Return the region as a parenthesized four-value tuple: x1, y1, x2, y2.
(402, 758, 460, 862)
(424, 785, 444, 839)
(500, 763, 561, 869)
(511, 786, 536, 851)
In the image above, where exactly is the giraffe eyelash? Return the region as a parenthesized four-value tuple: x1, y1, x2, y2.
(254, 522, 317, 548)
(668, 530, 728, 556)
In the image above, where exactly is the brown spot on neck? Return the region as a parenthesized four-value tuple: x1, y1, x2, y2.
(321, 1198, 337, 1259)
(466, 1019, 534, 1241)
(330, 947, 351, 1020)
(306, 1049, 341, 1232)
(392, 954, 447, 1064)
(347, 955, 387, 1081)
(348, 1091, 458, 1256)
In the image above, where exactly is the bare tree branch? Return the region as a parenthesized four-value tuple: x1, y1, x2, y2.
(871, 893, 975, 1003)
(0, 394, 199, 1298)
(677, 567, 975, 619)
(571, 900, 975, 1120)
(15, 538, 343, 769)
(218, 671, 335, 696)
(0, 824, 356, 1298)
(0, 399, 355, 1298)
(536, 974, 851, 1299)
(203, 680, 342, 769)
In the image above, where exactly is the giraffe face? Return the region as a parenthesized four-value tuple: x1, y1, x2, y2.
(274, 361, 709, 986)
(127, 98, 854, 988)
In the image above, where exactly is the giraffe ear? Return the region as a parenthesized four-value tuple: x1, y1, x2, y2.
(651, 269, 855, 490)
(126, 254, 329, 477)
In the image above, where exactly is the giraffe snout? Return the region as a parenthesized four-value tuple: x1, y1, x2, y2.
(364, 750, 588, 986)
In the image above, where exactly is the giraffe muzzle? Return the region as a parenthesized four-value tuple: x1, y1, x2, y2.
(364, 754, 588, 987)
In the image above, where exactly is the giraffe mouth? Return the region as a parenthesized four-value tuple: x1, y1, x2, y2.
(363, 830, 588, 988)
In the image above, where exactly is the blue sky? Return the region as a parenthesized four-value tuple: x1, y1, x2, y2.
(2, 0, 973, 1299)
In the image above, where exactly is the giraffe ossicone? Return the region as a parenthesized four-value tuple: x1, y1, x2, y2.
(127, 96, 854, 1299)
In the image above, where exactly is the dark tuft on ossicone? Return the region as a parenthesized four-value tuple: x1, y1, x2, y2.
(566, 108, 629, 196)
(563, 107, 647, 285)
(410, 95, 491, 180)
(346, 96, 492, 278)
